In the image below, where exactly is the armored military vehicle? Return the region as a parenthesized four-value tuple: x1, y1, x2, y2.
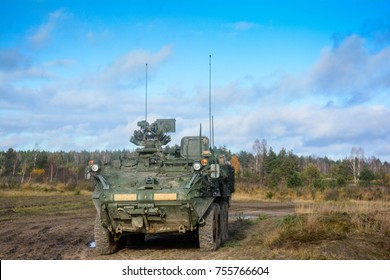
(86, 118, 235, 254)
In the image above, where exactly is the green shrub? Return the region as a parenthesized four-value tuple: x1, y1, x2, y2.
(265, 191, 274, 200)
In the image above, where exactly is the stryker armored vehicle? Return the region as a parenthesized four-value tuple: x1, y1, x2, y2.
(86, 118, 235, 254)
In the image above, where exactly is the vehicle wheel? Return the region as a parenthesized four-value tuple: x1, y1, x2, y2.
(199, 202, 221, 251)
(94, 215, 119, 255)
(220, 201, 229, 242)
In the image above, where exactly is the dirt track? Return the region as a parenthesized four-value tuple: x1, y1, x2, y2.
(0, 193, 295, 260)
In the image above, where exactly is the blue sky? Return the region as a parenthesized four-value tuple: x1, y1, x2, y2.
(1, 0, 390, 161)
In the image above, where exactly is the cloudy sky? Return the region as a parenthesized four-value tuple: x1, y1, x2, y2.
(1, 0, 390, 161)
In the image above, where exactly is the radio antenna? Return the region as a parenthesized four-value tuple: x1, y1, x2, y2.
(209, 55, 212, 149)
(212, 115, 215, 150)
(145, 63, 148, 122)
(199, 123, 202, 157)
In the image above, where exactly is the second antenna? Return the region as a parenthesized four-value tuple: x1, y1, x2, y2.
(145, 63, 148, 122)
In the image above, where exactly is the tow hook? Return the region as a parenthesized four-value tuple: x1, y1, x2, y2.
(115, 224, 123, 234)
(178, 224, 186, 233)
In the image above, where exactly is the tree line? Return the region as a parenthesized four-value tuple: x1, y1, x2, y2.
(1, 139, 390, 190)
(217, 139, 390, 189)
(0, 148, 132, 189)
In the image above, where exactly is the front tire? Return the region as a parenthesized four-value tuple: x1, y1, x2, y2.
(94, 215, 119, 255)
(199, 202, 221, 251)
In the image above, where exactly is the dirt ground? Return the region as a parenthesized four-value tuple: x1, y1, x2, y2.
(0, 192, 388, 260)
(0, 192, 294, 260)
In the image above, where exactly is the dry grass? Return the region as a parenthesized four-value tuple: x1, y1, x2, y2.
(295, 200, 390, 234)
(263, 200, 390, 259)
(232, 182, 298, 201)
(229, 182, 390, 259)
(233, 181, 390, 202)
(0, 187, 92, 197)
(295, 200, 390, 215)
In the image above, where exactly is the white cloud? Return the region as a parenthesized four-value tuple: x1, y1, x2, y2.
(213, 105, 390, 159)
(307, 35, 390, 105)
(27, 9, 68, 48)
(231, 21, 259, 31)
(43, 59, 75, 67)
(0, 49, 31, 70)
(91, 46, 172, 86)
(0, 45, 174, 152)
(0, 67, 55, 83)
(249, 34, 390, 108)
(0, 49, 68, 83)
(86, 29, 112, 43)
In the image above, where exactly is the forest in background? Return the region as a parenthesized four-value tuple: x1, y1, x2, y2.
(1, 138, 390, 199)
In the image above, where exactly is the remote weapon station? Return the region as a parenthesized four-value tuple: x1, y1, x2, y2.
(86, 59, 235, 254)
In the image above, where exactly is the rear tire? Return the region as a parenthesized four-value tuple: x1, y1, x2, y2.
(220, 202, 229, 243)
(199, 203, 221, 251)
(94, 215, 119, 255)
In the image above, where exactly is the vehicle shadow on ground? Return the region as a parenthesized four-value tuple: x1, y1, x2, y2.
(121, 218, 253, 251)
(125, 233, 200, 250)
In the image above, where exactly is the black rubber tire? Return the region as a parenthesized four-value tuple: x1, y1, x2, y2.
(94, 215, 119, 255)
(220, 201, 229, 243)
(199, 202, 221, 251)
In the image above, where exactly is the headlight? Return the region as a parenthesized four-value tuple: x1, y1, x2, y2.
(193, 162, 202, 171)
(91, 164, 100, 172)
